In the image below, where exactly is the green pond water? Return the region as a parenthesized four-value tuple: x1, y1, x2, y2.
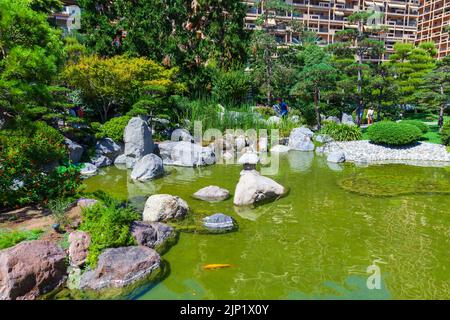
(83, 153, 450, 300)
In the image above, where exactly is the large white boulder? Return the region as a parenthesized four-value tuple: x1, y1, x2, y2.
(130, 154, 164, 182)
(233, 170, 286, 206)
(124, 117, 154, 168)
(143, 194, 189, 222)
(288, 127, 315, 151)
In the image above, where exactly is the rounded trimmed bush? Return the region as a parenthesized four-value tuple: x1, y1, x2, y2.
(95, 115, 131, 142)
(367, 121, 422, 146)
(399, 120, 429, 133)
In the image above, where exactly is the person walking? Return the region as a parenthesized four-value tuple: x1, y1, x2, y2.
(367, 107, 374, 125)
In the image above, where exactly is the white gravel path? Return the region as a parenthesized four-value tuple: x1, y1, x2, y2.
(323, 140, 450, 166)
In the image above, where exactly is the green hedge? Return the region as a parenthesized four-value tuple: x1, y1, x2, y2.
(95, 115, 131, 142)
(399, 120, 429, 134)
(320, 122, 362, 141)
(441, 121, 450, 146)
(367, 121, 422, 146)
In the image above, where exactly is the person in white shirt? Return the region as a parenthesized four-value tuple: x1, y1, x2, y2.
(367, 108, 374, 125)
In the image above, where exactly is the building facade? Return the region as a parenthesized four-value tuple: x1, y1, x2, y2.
(416, 0, 450, 58)
(244, 0, 423, 60)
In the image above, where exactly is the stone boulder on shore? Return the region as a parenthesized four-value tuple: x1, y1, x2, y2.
(64, 138, 83, 164)
(68, 231, 91, 267)
(288, 127, 315, 151)
(78, 246, 161, 291)
(95, 138, 122, 161)
(142, 194, 189, 222)
(0, 240, 67, 300)
(124, 117, 154, 168)
(130, 221, 176, 252)
(233, 170, 286, 206)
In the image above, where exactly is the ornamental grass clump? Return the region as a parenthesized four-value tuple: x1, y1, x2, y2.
(319, 122, 362, 141)
(367, 121, 422, 146)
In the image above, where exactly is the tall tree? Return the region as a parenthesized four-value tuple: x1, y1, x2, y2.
(291, 45, 337, 129)
(418, 55, 450, 127)
(64, 55, 185, 122)
(387, 42, 436, 111)
(0, 0, 64, 124)
(77, 0, 248, 93)
(328, 10, 385, 125)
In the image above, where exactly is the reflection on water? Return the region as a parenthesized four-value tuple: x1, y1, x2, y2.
(83, 153, 450, 300)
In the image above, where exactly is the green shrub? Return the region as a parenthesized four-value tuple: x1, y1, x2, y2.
(320, 122, 362, 141)
(0, 229, 44, 250)
(80, 199, 139, 267)
(0, 121, 81, 208)
(441, 121, 450, 146)
(254, 106, 276, 117)
(399, 120, 429, 133)
(95, 115, 131, 142)
(47, 197, 74, 227)
(212, 69, 251, 106)
(367, 121, 422, 146)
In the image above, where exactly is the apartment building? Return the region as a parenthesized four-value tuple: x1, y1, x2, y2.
(416, 0, 450, 58)
(244, 0, 421, 60)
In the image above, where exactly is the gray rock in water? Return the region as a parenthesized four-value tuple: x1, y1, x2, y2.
(130, 154, 164, 182)
(158, 141, 215, 167)
(288, 127, 315, 151)
(95, 138, 122, 160)
(193, 186, 230, 201)
(124, 117, 154, 169)
(0, 240, 67, 300)
(68, 231, 91, 267)
(80, 163, 98, 176)
(327, 151, 346, 163)
(233, 170, 286, 206)
(142, 194, 190, 222)
(64, 138, 84, 164)
(341, 113, 355, 125)
(114, 154, 126, 165)
(270, 145, 290, 153)
(171, 128, 193, 142)
(90, 154, 112, 168)
(203, 213, 235, 231)
(79, 246, 160, 291)
(130, 221, 176, 251)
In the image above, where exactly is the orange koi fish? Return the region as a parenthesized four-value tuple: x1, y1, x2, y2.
(202, 264, 232, 270)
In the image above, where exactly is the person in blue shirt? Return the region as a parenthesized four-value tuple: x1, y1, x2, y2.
(278, 98, 289, 117)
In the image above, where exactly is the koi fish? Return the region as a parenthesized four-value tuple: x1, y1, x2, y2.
(202, 264, 232, 270)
